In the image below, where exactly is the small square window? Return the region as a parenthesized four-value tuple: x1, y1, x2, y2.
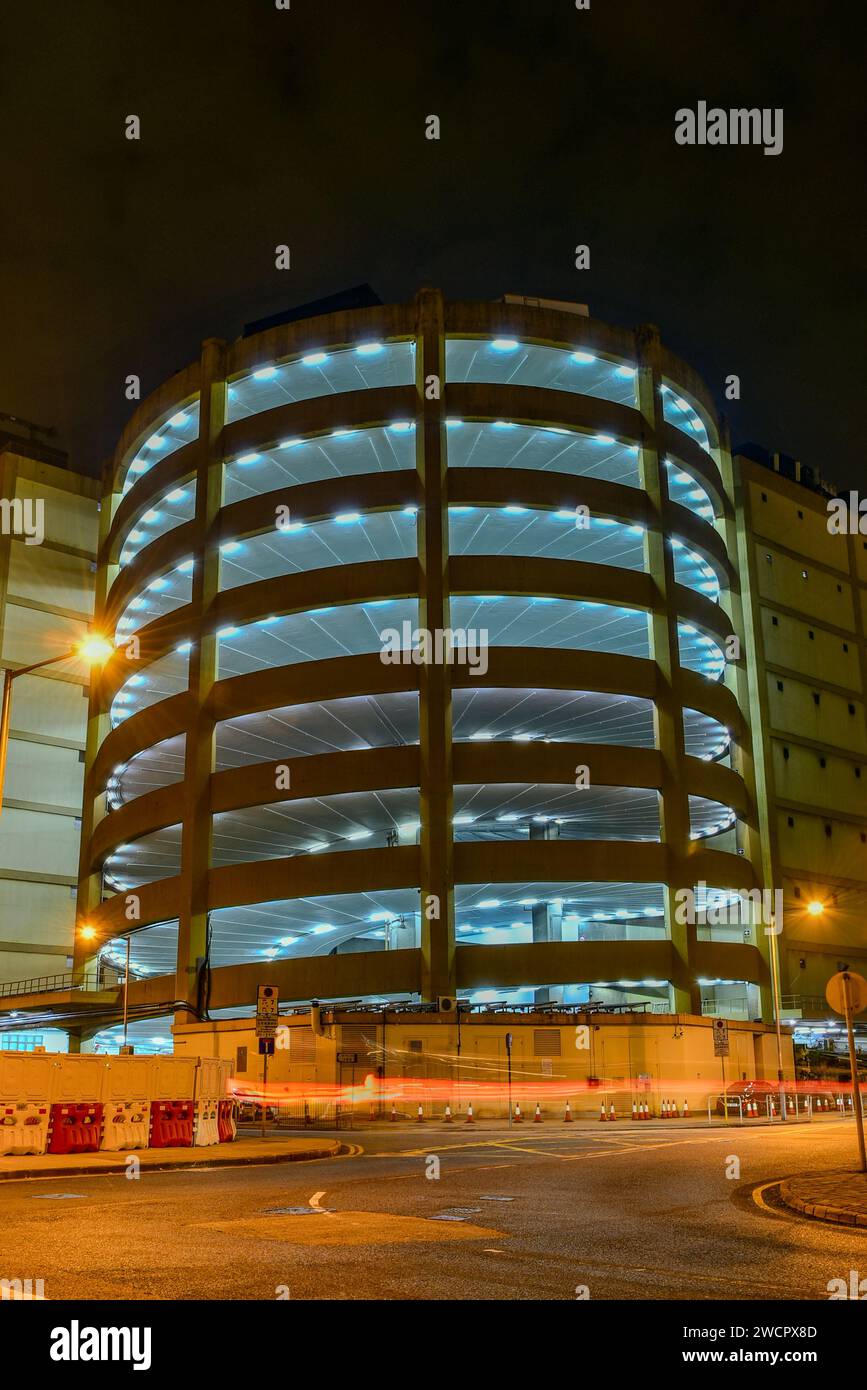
(783, 747, 789, 760)
(819, 756, 826, 768)
(837, 584, 843, 593)
(849, 704, 856, 715)
(761, 492, 768, 502)
(787, 816, 795, 828)
(813, 692, 820, 705)
(797, 509, 803, 519)
(802, 569, 808, 579)
(766, 553, 773, 564)
(856, 767, 862, 779)
(772, 615, 779, 627)
(808, 630, 814, 640)
(843, 642, 849, 653)
(777, 680, 784, 692)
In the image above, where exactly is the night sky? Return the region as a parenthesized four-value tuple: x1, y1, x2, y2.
(2, 0, 863, 484)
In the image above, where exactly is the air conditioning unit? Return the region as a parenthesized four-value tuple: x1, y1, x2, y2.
(437, 995, 457, 1014)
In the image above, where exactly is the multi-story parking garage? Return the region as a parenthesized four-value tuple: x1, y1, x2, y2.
(74, 289, 774, 1026)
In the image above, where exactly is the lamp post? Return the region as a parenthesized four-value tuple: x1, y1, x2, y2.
(0, 632, 113, 814)
(767, 912, 788, 1121)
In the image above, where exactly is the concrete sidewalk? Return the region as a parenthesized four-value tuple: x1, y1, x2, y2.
(779, 1169, 867, 1228)
(0, 1135, 343, 1181)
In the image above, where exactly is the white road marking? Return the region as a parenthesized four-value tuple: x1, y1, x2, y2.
(309, 1190, 326, 1209)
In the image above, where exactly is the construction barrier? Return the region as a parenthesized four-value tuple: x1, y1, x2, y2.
(48, 1102, 103, 1154)
(101, 1100, 149, 1152)
(194, 1100, 220, 1147)
(217, 1099, 237, 1143)
(149, 1100, 194, 1148)
(0, 1102, 50, 1156)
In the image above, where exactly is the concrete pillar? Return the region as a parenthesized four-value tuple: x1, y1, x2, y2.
(635, 325, 697, 1013)
(530, 822, 563, 1004)
(415, 289, 455, 1000)
(174, 339, 226, 1024)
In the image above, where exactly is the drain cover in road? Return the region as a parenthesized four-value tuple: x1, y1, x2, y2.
(431, 1207, 484, 1222)
(31, 1193, 86, 1200)
(264, 1206, 330, 1215)
(479, 1195, 515, 1202)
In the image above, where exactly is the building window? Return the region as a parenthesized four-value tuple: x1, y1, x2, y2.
(819, 756, 826, 768)
(797, 509, 803, 519)
(772, 615, 779, 626)
(761, 492, 768, 502)
(843, 642, 850, 653)
(849, 703, 856, 715)
(777, 680, 784, 692)
(534, 1029, 562, 1057)
(808, 629, 814, 640)
(783, 746, 789, 759)
(802, 569, 808, 579)
(825, 824, 832, 836)
(787, 816, 795, 828)
(856, 767, 862, 779)
(813, 693, 820, 705)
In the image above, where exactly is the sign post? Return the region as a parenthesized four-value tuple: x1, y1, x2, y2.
(825, 970, 867, 1173)
(713, 1019, 730, 1122)
(256, 985, 279, 1138)
(505, 1032, 513, 1128)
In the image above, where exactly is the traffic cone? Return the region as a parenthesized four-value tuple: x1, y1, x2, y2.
(416, 1104, 424, 1123)
(444, 1104, 453, 1123)
(643, 1102, 650, 1121)
(608, 1103, 617, 1122)
(513, 1101, 523, 1123)
(563, 1101, 574, 1123)
(631, 1101, 639, 1121)
(682, 1099, 689, 1119)
(662, 1099, 669, 1119)
(534, 1103, 543, 1124)
(465, 1102, 475, 1124)
(390, 1102, 398, 1122)
(599, 1103, 607, 1123)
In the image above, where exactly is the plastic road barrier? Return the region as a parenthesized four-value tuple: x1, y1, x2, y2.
(149, 1099, 194, 1148)
(48, 1102, 103, 1154)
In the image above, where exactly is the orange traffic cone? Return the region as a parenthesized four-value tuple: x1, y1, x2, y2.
(662, 1099, 669, 1119)
(563, 1101, 574, 1123)
(608, 1103, 617, 1122)
(599, 1103, 607, 1123)
(390, 1103, 398, 1122)
(642, 1101, 650, 1120)
(416, 1104, 424, 1123)
(513, 1102, 523, 1123)
(465, 1102, 475, 1124)
(682, 1099, 689, 1119)
(631, 1101, 639, 1121)
(534, 1103, 543, 1124)
(444, 1104, 453, 1123)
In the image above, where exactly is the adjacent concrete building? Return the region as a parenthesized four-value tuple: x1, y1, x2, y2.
(0, 436, 99, 989)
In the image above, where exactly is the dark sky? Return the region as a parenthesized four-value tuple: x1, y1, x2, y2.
(2, 0, 863, 484)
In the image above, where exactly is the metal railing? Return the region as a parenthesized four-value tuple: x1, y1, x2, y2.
(0, 972, 105, 1000)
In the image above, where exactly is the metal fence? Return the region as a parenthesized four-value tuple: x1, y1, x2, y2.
(0, 972, 104, 1000)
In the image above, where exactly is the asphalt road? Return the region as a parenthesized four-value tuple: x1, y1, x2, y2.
(3, 1118, 865, 1301)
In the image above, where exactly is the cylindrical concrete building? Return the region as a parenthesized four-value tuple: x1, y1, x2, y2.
(77, 290, 770, 1023)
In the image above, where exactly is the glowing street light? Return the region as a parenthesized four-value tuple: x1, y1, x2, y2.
(806, 900, 825, 916)
(0, 630, 113, 814)
(79, 924, 97, 942)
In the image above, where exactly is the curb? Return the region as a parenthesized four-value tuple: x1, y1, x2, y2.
(0, 1140, 344, 1182)
(779, 1180, 867, 1229)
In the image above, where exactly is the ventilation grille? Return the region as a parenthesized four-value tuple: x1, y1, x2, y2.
(533, 1029, 562, 1057)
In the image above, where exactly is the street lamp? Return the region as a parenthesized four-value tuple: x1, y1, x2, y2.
(807, 900, 825, 917)
(0, 631, 113, 814)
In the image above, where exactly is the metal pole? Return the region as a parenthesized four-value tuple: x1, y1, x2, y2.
(262, 1048, 268, 1140)
(122, 935, 131, 1049)
(0, 669, 15, 815)
(842, 974, 867, 1173)
(768, 915, 787, 1120)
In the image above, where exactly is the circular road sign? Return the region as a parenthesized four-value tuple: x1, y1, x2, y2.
(826, 971, 867, 1017)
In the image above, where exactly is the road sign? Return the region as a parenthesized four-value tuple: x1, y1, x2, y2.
(826, 971, 867, 1017)
(256, 984, 279, 1038)
(712, 1018, 730, 1057)
(258, 1037, 275, 1056)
